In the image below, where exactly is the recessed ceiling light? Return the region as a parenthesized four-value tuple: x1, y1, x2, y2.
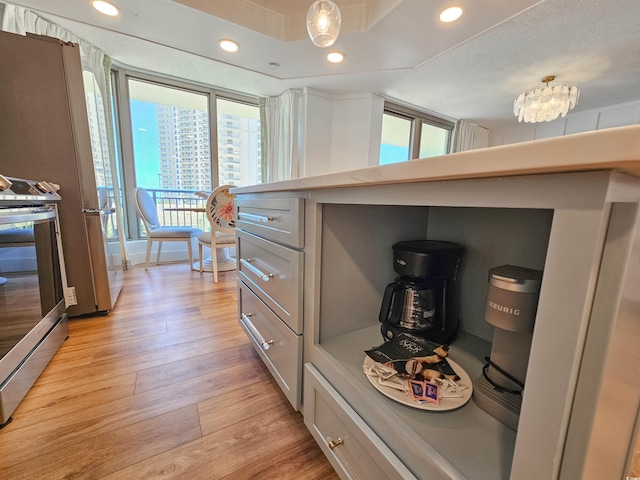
(91, 0, 120, 17)
(327, 51, 345, 64)
(219, 39, 239, 53)
(440, 6, 463, 23)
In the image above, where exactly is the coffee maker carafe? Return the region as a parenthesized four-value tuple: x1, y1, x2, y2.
(379, 240, 464, 345)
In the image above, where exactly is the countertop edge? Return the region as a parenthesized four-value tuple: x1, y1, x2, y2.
(232, 125, 640, 194)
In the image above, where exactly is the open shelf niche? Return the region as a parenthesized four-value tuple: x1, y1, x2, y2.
(314, 202, 553, 479)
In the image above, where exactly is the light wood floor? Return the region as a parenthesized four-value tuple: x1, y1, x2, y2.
(0, 263, 339, 480)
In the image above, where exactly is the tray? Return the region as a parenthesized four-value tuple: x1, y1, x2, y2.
(363, 355, 473, 411)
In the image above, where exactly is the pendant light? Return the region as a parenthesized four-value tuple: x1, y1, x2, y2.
(306, 1, 341, 48)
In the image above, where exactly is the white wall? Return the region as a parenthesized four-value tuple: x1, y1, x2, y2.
(300, 90, 640, 175)
(490, 100, 640, 146)
(299, 88, 384, 177)
(329, 93, 384, 171)
(299, 89, 333, 178)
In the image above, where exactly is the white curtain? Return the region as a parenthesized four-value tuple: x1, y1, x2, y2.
(263, 89, 301, 182)
(2, 4, 108, 100)
(452, 119, 490, 152)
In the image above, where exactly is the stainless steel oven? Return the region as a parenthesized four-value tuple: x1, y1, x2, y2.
(0, 174, 68, 427)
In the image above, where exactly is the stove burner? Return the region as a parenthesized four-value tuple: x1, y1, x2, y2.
(0, 174, 61, 207)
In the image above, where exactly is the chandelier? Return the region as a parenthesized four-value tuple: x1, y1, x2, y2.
(306, 1, 341, 48)
(513, 76, 580, 123)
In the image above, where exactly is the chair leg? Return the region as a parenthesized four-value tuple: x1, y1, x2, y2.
(198, 243, 203, 273)
(212, 246, 219, 283)
(187, 239, 194, 271)
(156, 241, 163, 264)
(145, 239, 152, 269)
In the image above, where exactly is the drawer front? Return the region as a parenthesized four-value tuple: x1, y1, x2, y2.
(238, 280, 302, 410)
(236, 229, 303, 334)
(236, 196, 304, 248)
(304, 364, 417, 480)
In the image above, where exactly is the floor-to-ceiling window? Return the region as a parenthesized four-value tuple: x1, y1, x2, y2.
(129, 79, 211, 193)
(110, 70, 261, 240)
(216, 98, 261, 187)
(126, 78, 211, 236)
(83, 70, 126, 272)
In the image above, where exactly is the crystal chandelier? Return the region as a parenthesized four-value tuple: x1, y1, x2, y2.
(513, 76, 580, 123)
(306, 1, 341, 48)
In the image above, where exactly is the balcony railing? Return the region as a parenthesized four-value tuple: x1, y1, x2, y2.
(98, 186, 213, 240)
(147, 188, 209, 233)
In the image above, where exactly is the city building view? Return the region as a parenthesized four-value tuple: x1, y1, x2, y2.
(83, 75, 262, 237)
(157, 104, 211, 192)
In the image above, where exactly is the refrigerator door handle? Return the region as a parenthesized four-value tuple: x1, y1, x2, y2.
(82, 207, 115, 216)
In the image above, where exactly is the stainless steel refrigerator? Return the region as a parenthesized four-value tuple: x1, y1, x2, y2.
(0, 31, 124, 317)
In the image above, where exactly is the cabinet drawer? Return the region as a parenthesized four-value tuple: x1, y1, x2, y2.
(236, 196, 304, 248)
(238, 280, 302, 410)
(304, 364, 417, 480)
(236, 230, 303, 334)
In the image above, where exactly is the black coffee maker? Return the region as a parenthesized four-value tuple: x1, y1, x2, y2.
(379, 240, 464, 345)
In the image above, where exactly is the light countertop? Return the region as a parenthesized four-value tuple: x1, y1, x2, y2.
(232, 125, 640, 194)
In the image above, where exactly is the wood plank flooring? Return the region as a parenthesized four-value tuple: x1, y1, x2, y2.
(0, 264, 338, 480)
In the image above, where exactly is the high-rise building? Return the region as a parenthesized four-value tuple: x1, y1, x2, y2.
(156, 105, 260, 190)
(157, 105, 211, 192)
(217, 112, 261, 187)
(84, 81, 112, 189)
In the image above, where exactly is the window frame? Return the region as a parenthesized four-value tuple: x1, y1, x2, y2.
(110, 66, 259, 240)
(381, 102, 454, 164)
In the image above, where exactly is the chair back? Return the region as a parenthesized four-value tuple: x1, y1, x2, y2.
(205, 185, 236, 234)
(134, 187, 160, 231)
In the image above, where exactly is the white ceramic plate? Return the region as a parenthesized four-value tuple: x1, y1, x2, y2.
(363, 355, 473, 411)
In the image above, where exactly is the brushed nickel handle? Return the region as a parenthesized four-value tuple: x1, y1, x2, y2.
(82, 208, 101, 216)
(328, 437, 344, 450)
(238, 212, 274, 223)
(240, 258, 273, 282)
(241, 313, 275, 350)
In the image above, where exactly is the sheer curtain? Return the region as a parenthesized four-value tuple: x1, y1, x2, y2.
(263, 89, 301, 183)
(452, 119, 490, 152)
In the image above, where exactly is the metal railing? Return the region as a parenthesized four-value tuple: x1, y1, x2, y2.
(99, 186, 210, 240)
(147, 188, 209, 233)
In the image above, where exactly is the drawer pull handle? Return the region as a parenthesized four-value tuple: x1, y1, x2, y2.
(240, 258, 273, 282)
(238, 212, 274, 223)
(241, 313, 275, 350)
(328, 437, 344, 450)
(327, 437, 359, 479)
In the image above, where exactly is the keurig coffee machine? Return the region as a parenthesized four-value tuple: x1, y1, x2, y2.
(379, 240, 464, 345)
(472, 264, 543, 430)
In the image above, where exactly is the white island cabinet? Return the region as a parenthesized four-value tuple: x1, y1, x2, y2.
(232, 126, 640, 480)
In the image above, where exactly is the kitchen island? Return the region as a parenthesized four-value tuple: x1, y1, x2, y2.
(232, 125, 640, 480)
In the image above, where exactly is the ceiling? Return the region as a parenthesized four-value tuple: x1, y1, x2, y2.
(4, 0, 640, 129)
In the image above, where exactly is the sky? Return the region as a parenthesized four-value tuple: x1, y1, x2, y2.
(380, 144, 409, 165)
(130, 100, 161, 189)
